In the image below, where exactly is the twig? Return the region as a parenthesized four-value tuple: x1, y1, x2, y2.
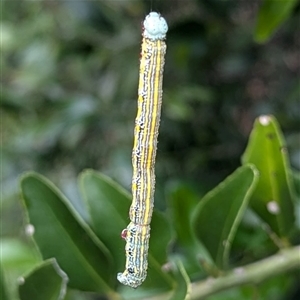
(144, 245, 300, 300)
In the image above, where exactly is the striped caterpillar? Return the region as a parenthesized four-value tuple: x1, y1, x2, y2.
(117, 12, 168, 288)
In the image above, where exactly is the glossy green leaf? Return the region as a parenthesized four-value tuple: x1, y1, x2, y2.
(254, 0, 298, 43)
(79, 170, 130, 274)
(167, 183, 210, 275)
(167, 184, 199, 250)
(241, 115, 296, 238)
(20, 172, 115, 294)
(18, 259, 68, 300)
(79, 170, 174, 294)
(169, 259, 191, 300)
(192, 164, 259, 269)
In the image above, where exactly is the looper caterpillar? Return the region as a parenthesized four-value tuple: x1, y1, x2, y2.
(117, 12, 168, 288)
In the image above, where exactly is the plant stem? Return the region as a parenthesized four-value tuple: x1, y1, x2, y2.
(145, 245, 300, 300)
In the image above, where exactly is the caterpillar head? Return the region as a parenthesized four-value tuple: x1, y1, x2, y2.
(143, 12, 168, 40)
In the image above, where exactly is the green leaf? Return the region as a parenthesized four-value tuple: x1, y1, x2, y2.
(254, 0, 298, 43)
(169, 259, 191, 300)
(1, 238, 41, 300)
(79, 170, 129, 274)
(192, 164, 259, 269)
(79, 170, 174, 294)
(20, 172, 115, 293)
(18, 259, 68, 300)
(241, 115, 296, 238)
(167, 183, 199, 251)
(167, 183, 210, 275)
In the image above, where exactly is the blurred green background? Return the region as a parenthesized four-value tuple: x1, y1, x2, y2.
(1, 0, 300, 299)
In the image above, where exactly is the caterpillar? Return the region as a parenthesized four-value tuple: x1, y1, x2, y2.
(117, 12, 168, 288)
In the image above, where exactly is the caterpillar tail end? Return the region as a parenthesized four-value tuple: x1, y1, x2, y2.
(117, 271, 146, 289)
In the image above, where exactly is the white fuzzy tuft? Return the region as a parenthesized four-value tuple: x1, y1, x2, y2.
(143, 12, 168, 40)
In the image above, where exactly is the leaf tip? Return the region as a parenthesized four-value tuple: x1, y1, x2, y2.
(20, 171, 39, 184)
(80, 168, 95, 177)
